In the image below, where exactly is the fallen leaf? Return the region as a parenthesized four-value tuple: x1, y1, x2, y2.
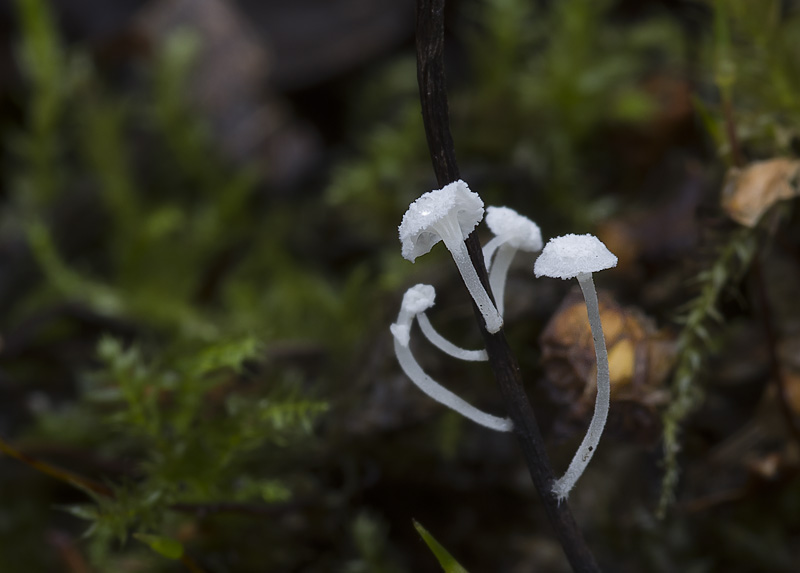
(721, 158, 800, 227)
(745, 451, 783, 480)
(540, 291, 675, 444)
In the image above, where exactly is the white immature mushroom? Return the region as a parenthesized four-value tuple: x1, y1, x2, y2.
(390, 284, 486, 361)
(533, 233, 618, 501)
(392, 284, 487, 361)
(482, 206, 543, 316)
(391, 284, 511, 431)
(399, 180, 503, 333)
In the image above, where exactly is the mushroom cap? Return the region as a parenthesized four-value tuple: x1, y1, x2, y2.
(534, 234, 617, 280)
(399, 180, 484, 262)
(486, 206, 543, 251)
(401, 284, 436, 314)
(390, 284, 436, 346)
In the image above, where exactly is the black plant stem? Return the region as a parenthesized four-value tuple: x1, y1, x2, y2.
(414, 1, 600, 572)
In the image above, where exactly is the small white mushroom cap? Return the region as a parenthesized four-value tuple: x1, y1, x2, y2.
(400, 283, 436, 314)
(485, 206, 543, 251)
(534, 234, 617, 280)
(398, 180, 484, 262)
(481, 206, 543, 317)
(397, 180, 502, 332)
(390, 284, 436, 347)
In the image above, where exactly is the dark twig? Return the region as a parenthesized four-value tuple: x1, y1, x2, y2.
(0, 435, 114, 498)
(0, 437, 213, 572)
(414, 1, 600, 571)
(0, 433, 318, 520)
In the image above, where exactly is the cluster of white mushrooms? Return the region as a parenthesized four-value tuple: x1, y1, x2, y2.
(392, 180, 617, 501)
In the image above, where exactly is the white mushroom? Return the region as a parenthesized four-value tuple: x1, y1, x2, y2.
(389, 284, 437, 347)
(391, 285, 487, 361)
(398, 180, 503, 333)
(534, 234, 618, 501)
(391, 284, 509, 431)
(482, 206, 543, 316)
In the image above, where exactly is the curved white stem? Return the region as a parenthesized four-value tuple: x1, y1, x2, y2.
(488, 244, 517, 317)
(552, 272, 610, 501)
(442, 235, 503, 333)
(389, 307, 416, 347)
(393, 338, 512, 432)
(482, 236, 504, 270)
(417, 312, 488, 361)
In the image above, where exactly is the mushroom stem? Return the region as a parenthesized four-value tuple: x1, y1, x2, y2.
(482, 235, 504, 269)
(393, 338, 512, 431)
(488, 244, 517, 317)
(417, 312, 488, 361)
(390, 308, 416, 347)
(441, 232, 503, 333)
(552, 271, 611, 501)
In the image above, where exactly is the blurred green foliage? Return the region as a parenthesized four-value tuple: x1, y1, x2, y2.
(2, 0, 800, 570)
(659, 0, 800, 513)
(706, 0, 800, 158)
(699, 0, 800, 158)
(413, 520, 470, 573)
(329, 0, 683, 236)
(342, 513, 405, 573)
(8, 0, 376, 347)
(2, 0, 354, 569)
(659, 227, 758, 516)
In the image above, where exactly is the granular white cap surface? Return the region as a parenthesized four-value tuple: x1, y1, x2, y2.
(534, 234, 617, 280)
(399, 180, 484, 262)
(401, 284, 436, 314)
(485, 206, 543, 251)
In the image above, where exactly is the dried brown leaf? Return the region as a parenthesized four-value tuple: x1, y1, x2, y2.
(540, 291, 675, 443)
(721, 158, 800, 227)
